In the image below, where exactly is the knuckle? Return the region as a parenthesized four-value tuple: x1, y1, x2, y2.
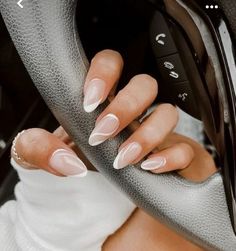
(175, 143, 194, 168)
(160, 103, 179, 122)
(179, 142, 194, 154)
(131, 74, 158, 95)
(12, 128, 57, 169)
(92, 49, 123, 70)
(18, 129, 36, 147)
(160, 103, 177, 114)
(116, 88, 140, 112)
(142, 125, 163, 147)
(17, 128, 48, 151)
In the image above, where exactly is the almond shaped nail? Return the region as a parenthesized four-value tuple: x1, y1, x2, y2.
(49, 149, 87, 177)
(89, 113, 120, 146)
(83, 78, 106, 113)
(141, 156, 166, 170)
(113, 142, 142, 169)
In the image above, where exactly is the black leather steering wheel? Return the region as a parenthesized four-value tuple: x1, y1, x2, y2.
(0, 0, 236, 250)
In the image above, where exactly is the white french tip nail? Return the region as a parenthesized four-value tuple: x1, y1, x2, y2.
(89, 114, 120, 146)
(49, 149, 87, 177)
(88, 138, 106, 146)
(113, 142, 142, 169)
(69, 170, 88, 178)
(141, 157, 166, 170)
(84, 99, 102, 113)
(83, 78, 106, 113)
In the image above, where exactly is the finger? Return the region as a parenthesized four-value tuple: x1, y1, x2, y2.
(140, 143, 194, 173)
(89, 74, 158, 146)
(143, 132, 217, 181)
(83, 49, 124, 112)
(113, 104, 178, 169)
(11, 129, 87, 177)
(53, 126, 96, 171)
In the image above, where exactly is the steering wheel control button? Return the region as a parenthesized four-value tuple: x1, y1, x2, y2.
(150, 11, 177, 58)
(157, 54, 187, 83)
(178, 92, 188, 102)
(172, 82, 199, 119)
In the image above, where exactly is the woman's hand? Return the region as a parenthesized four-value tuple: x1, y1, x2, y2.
(11, 127, 90, 177)
(12, 49, 217, 182)
(83, 49, 217, 181)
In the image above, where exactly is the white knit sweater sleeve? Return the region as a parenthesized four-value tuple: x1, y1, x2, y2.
(0, 159, 136, 251)
(0, 110, 202, 251)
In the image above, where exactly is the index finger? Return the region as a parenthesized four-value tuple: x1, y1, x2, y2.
(83, 49, 124, 112)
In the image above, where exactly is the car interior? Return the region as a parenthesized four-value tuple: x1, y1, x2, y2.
(0, 0, 236, 250)
(0, 0, 180, 205)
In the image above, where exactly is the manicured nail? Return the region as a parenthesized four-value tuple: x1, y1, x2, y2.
(49, 149, 87, 177)
(83, 78, 106, 112)
(141, 156, 166, 170)
(89, 113, 120, 146)
(113, 142, 142, 169)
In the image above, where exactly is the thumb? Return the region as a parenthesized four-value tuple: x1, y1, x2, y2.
(11, 128, 87, 177)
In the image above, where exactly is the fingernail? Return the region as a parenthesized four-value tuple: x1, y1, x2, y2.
(49, 149, 87, 177)
(141, 156, 166, 170)
(113, 142, 142, 169)
(83, 78, 106, 112)
(89, 113, 119, 146)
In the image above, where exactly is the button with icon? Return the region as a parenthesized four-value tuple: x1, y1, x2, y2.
(178, 92, 188, 102)
(172, 82, 200, 119)
(155, 33, 166, 46)
(157, 54, 187, 83)
(150, 11, 177, 58)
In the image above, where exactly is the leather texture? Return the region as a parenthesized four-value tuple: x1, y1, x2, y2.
(0, 0, 236, 250)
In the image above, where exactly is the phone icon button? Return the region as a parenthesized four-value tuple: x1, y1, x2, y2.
(155, 33, 166, 45)
(157, 54, 187, 83)
(150, 11, 177, 57)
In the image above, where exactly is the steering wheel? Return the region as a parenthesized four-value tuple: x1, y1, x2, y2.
(1, 0, 236, 250)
